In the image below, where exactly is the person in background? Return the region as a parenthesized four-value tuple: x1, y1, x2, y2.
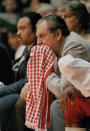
(0, 0, 19, 25)
(8, 25, 26, 76)
(50, 0, 71, 9)
(56, 1, 90, 41)
(34, 3, 55, 16)
(8, 25, 19, 61)
(23, 0, 50, 13)
(5, 0, 18, 13)
(30, 0, 50, 10)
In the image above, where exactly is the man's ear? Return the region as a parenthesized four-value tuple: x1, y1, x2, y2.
(56, 29, 62, 41)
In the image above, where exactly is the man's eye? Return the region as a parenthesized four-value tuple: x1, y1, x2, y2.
(40, 35, 43, 38)
(64, 15, 70, 18)
(67, 15, 73, 18)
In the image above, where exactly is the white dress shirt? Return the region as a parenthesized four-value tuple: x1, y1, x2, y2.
(58, 55, 90, 97)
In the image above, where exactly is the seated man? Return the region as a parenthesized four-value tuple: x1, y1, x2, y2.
(44, 15, 90, 131)
(7, 15, 90, 131)
(7, 15, 70, 131)
(7, 45, 56, 131)
(0, 12, 41, 130)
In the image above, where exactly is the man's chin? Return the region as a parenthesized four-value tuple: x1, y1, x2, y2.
(18, 40, 24, 45)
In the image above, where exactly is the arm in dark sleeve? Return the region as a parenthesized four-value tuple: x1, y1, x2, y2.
(0, 78, 27, 97)
(0, 46, 14, 84)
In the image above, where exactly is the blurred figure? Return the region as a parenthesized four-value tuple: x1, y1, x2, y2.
(85, 1, 90, 12)
(30, 0, 50, 10)
(81, 0, 90, 9)
(0, 0, 19, 25)
(4, 0, 22, 13)
(8, 25, 26, 75)
(0, 0, 5, 12)
(8, 26, 19, 52)
(0, 0, 3, 11)
(23, 0, 50, 12)
(5, 0, 18, 13)
(8, 25, 26, 60)
(56, 1, 90, 41)
(50, 0, 71, 8)
(34, 3, 55, 16)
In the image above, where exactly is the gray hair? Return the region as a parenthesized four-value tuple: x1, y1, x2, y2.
(50, 0, 71, 7)
(57, 1, 90, 31)
(34, 3, 56, 16)
(36, 15, 70, 37)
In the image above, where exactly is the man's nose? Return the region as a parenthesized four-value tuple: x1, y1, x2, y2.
(37, 39, 43, 45)
(17, 30, 20, 36)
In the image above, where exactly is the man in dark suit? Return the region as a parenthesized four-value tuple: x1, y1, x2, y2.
(0, 12, 41, 131)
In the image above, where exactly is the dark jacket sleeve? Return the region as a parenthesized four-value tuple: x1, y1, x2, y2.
(0, 44, 14, 84)
(0, 78, 27, 97)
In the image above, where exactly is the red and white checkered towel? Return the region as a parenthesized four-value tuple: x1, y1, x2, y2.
(25, 45, 55, 131)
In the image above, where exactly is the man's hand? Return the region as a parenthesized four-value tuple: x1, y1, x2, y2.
(0, 82, 4, 88)
(59, 86, 84, 111)
(20, 84, 28, 101)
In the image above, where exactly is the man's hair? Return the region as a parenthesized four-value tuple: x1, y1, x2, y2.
(37, 15, 70, 37)
(19, 12, 42, 32)
(58, 1, 90, 31)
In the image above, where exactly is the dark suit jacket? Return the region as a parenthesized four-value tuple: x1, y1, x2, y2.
(0, 42, 13, 84)
(0, 50, 30, 97)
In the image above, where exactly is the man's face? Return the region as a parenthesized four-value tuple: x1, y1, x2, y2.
(56, 10, 80, 32)
(5, 0, 17, 13)
(36, 20, 62, 54)
(17, 17, 35, 45)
